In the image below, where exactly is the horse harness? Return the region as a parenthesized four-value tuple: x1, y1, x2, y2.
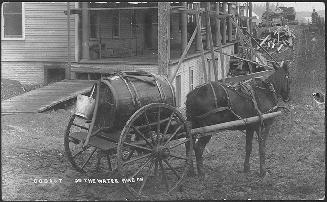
(194, 78, 279, 129)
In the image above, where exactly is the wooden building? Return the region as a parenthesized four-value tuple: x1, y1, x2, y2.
(1, 2, 254, 108)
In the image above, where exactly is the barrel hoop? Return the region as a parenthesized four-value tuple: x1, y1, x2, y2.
(162, 75, 176, 106)
(118, 74, 136, 107)
(129, 81, 142, 108)
(209, 82, 218, 108)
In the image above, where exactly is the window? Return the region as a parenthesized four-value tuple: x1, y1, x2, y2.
(90, 11, 97, 39)
(175, 75, 181, 107)
(189, 67, 194, 91)
(112, 10, 120, 38)
(1, 2, 25, 40)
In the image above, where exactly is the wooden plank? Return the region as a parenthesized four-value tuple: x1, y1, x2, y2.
(169, 19, 198, 83)
(224, 70, 274, 83)
(1, 80, 95, 114)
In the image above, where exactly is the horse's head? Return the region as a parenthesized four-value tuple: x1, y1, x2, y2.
(270, 60, 291, 102)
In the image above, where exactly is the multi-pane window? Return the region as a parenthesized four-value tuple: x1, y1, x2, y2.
(2, 2, 24, 39)
(112, 10, 120, 38)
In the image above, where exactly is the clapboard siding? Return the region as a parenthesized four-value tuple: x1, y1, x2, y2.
(170, 44, 234, 108)
(1, 62, 44, 84)
(1, 2, 75, 62)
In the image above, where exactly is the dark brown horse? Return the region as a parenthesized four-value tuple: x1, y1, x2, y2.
(186, 61, 290, 177)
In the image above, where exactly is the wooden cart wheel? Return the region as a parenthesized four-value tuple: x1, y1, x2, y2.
(117, 103, 193, 198)
(64, 114, 112, 175)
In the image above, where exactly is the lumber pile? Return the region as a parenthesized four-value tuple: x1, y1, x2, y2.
(257, 25, 296, 53)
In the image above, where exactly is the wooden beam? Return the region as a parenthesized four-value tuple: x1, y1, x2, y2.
(66, 2, 71, 80)
(214, 2, 221, 46)
(81, 2, 89, 60)
(195, 4, 208, 83)
(249, 2, 253, 34)
(191, 111, 282, 137)
(158, 2, 170, 76)
(206, 2, 218, 81)
(224, 70, 274, 83)
(181, 2, 187, 52)
(227, 3, 233, 42)
(169, 21, 198, 83)
(222, 2, 227, 44)
(195, 3, 202, 51)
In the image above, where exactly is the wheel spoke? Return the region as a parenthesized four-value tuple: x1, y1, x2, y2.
(164, 125, 183, 147)
(81, 148, 97, 169)
(123, 153, 152, 166)
(131, 126, 153, 148)
(123, 142, 152, 152)
(157, 106, 161, 135)
(169, 138, 189, 149)
(138, 159, 155, 196)
(159, 160, 169, 191)
(169, 154, 188, 161)
(163, 159, 181, 180)
(129, 156, 153, 180)
(123, 148, 136, 161)
(163, 113, 175, 136)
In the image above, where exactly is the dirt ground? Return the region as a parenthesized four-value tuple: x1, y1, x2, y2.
(1, 25, 325, 200)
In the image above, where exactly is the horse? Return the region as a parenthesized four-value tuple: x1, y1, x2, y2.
(185, 61, 290, 177)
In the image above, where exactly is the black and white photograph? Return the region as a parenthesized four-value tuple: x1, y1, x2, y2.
(1, 1, 325, 200)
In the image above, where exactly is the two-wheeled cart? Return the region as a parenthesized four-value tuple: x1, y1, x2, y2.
(64, 70, 281, 198)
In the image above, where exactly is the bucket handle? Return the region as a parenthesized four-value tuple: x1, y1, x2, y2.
(89, 84, 96, 98)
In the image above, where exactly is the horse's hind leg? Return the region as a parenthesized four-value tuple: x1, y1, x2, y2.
(194, 135, 212, 176)
(185, 138, 196, 176)
(244, 128, 254, 173)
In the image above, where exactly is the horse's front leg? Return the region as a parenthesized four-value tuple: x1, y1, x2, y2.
(194, 135, 211, 176)
(244, 128, 254, 173)
(257, 125, 271, 177)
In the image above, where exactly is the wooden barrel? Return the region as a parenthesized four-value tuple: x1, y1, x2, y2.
(94, 71, 175, 130)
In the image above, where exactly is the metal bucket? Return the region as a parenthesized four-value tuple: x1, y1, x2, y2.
(75, 85, 96, 120)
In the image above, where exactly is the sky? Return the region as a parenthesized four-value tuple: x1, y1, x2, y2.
(254, 2, 325, 12)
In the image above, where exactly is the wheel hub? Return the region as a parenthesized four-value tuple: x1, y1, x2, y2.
(153, 145, 170, 160)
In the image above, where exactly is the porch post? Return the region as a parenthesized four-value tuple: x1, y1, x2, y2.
(205, 3, 210, 50)
(227, 3, 233, 42)
(66, 2, 71, 79)
(249, 2, 253, 34)
(158, 2, 170, 77)
(81, 2, 89, 60)
(215, 2, 221, 46)
(181, 2, 187, 52)
(195, 3, 202, 51)
(222, 2, 227, 45)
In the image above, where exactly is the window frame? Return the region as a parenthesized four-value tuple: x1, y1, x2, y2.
(112, 10, 120, 38)
(1, 2, 25, 40)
